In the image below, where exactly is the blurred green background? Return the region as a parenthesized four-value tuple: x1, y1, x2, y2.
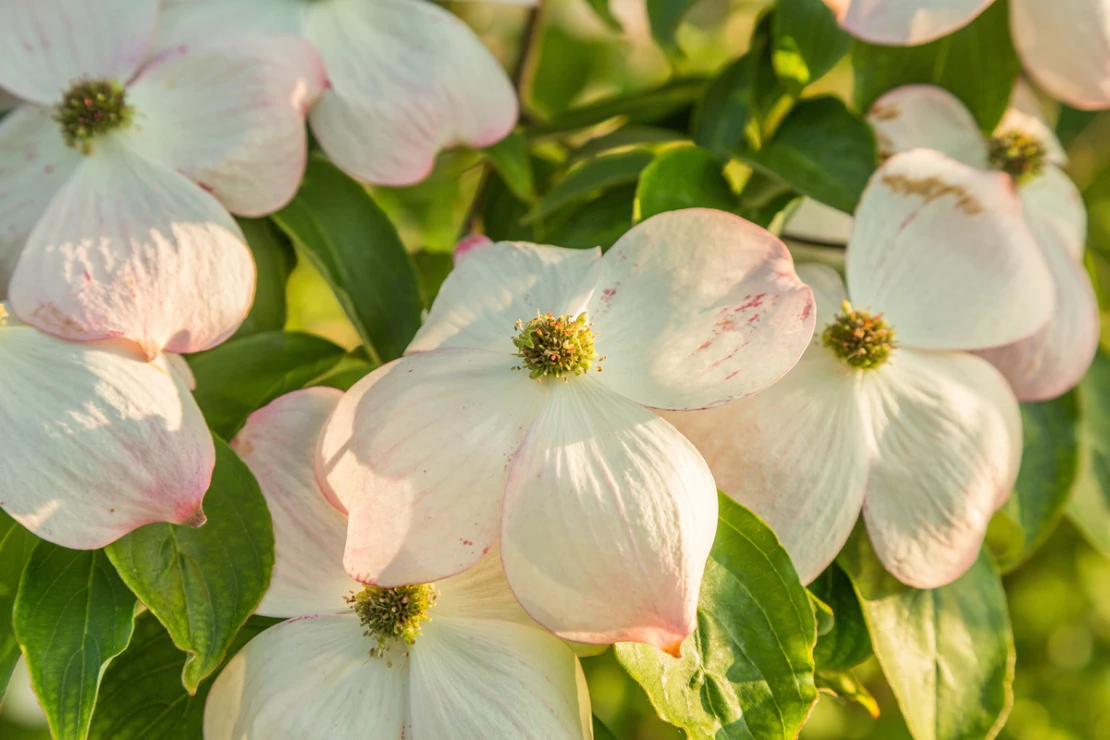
(5, 0, 1110, 737)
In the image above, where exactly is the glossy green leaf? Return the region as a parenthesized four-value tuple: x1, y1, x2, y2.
(852, 0, 1020, 132)
(616, 494, 817, 739)
(14, 545, 136, 740)
(814, 669, 879, 718)
(583, 0, 622, 30)
(105, 440, 274, 693)
(87, 613, 278, 740)
(273, 154, 423, 361)
(483, 131, 536, 204)
(412, 249, 455, 307)
(988, 392, 1080, 571)
(592, 715, 619, 740)
(809, 564, 872, 671)
(187, 330, 346, 439)
(312, 363, 378, 392)
(1069, 348, 1110, 557)
(745, 96, 877, 213)
(772, 0, 850, 93)
(231, 217, 294, 339)
(635, 146, 737, 221)
(526, 150, 654, 223)
(544, 184, 637, 251)
(0, 511, 36, 697)
(839, 528, 1015, 740)
(528, 78, 707, 138)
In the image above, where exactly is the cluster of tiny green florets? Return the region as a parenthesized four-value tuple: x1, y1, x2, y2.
(988, 130, 1046, 185)
(512, 311, 604, 381)
(822, 300, 896, 370)
(346, 584, 437, 655)
(53, 79, 133, 153)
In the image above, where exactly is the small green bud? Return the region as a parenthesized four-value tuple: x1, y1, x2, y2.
(54, 78, 133, 154)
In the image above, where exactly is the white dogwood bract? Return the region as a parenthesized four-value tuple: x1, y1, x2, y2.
(152, 0, 520, 186)
(869, 83, 1100, 401)
(207, 388, 592, 740)
(667, 149, 1055, 589)
(0, 0, 324, 357)
(824, 0, 1110, 109)
(0, 310, 214, 550)
(316, 208, 816, 652)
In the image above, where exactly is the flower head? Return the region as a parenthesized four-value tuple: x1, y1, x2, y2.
(208, 389, 591, 739)
(316, 208, 816, 652)
(0, 0, 325, 357)
(822, 300, 896, 370)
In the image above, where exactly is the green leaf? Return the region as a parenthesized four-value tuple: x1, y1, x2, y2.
(635, 146, 737, 221)
(231, 217, 294, 339)
(839, 528, 1015, 740)
(646, 0, 698, 55)
(809, 564, 872, 671)
(592, 715, 619, 740)
(852, 0, 1020, 132)
(1069, 348, 1110, 557)
(583, 0, 622, 31)
(691, 15, 795, 155)
(745, 96, 877, 213)
(273, 154, 423, 361)
(88, 613, 277, 739)
(544, 184, 637, 252)
(0, 512, 37, 697)
(526, 150, 654, 223)
(105, 439, 274, 693)
(814, 669, 879, 718)
(616, 494, 817, 739)
(14, 545, 136, 740)
(187, 330, 346, 439)
(772, 0, 851, 93)
(987, 392, 1080, 571)
(528, 78, 707, 138)
(412, 249, 455, 308)
(482, 131, 536, 204)
(312, 363, 377, 392)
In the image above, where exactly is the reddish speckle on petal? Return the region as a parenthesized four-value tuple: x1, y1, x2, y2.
(801, 303, 813, 320)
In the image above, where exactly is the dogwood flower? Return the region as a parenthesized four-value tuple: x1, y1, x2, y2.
(0, 0, 324, 357)
(151, 0, 519, 186)
(666, 149, 1056, 589)
(823, 0, 1110, 109)
(868, 83, 1099, 401)
(207, 388, 592, 740)
(0, 307, 213, 549)
(316, 208, 816, 653)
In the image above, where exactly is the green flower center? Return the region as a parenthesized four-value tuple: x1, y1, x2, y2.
(54, 79, 133, 154)
(988, 130, 1046, 185)
(822, 300, 896, 370)
(512, 311, 604, 381)
(346, 583, 437, 655)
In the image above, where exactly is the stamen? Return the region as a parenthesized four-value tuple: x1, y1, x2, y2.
(54, 78, 133, 154)
(822, 300, 896, 370)
(346, 583, 437, 656)
(988, 130, 1046, 185)
(512, 311, 604, 381)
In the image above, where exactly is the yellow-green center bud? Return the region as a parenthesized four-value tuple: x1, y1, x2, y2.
(54, 79, 133, 154)
(988, 130, 1046, 185)
(346, 583, 437, 655)
(512, 311, 603, 381)
(822, 300, 896, 370)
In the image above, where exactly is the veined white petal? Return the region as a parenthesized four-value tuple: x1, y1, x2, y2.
(867, 85, 988, 167)
(152, 0, 304, 53)
(0, 325, 213, 549)
(588, 209, 816, 411)
(1012, 0, 1110, 110)
(0, 105, 81, 298)
(8, 138, 255, 358)
(847, 149, 1053, 351)
(502, 377, 717, 653)
(125, 36, 324, 217)
(860, 349, 1021, 588)
(664, 347, 871, 584)
(407, 242, 601, 355)
(305, 0, 517, 185)
(835, 0, 994, 45)
(204, 614, 410, 740)
(233, 388, 358, 618)
(317, 348, 547, 587)
(0, 0, 158, 104)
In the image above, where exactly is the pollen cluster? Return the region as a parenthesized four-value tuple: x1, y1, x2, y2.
(346, 583, 437, 654)
(822, 300, 896, 370)
(512, 311, 603, 380)
(54, 78, 133, 153)
(988, 130, 1046, 185)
